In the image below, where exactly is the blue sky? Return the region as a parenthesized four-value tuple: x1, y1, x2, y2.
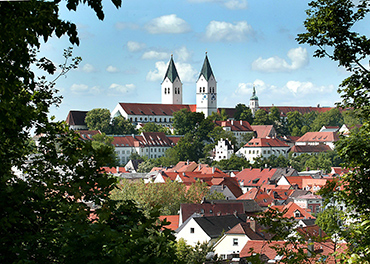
(37, 0, 368, 122)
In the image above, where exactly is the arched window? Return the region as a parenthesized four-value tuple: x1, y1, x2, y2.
(178, 88, 180, 94)
(199, 88, 202, 93)
(168, 89, 170, 94)
(135, 118, 137, 121)
(164, 118, 166, 122)
(164, 88, 167, 94)
(159, 118, 162, 122)
(203, 87, 205, 93)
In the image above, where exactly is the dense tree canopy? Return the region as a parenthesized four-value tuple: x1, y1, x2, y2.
(0, 0, 177, 262)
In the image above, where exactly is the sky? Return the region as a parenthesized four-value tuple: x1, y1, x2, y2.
(37, 0, 370, 122)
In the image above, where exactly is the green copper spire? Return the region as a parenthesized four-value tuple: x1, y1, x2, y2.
(250, 85, 258, 100)
(199, 52, 214, 81)
(163, 55, 180, 83)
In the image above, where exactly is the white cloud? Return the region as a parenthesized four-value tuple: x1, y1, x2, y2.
(224, 0, 247, 9)
(175, 46, 192, 62)
(145, 14, 191, 34)
(70, 84, 100, 94)
(252, 47, 309, 73)
(70, 84, 88, 92)
(127, 41, 146, 52)
(81, 63, 97, 73)
(106, 66, 119, 73)
(285, 81, 334, 95)
(109, 83, 136, 94)
(146, 60, 197, 82)
(142, 51, 169, 60)
(204, 21, 253, 42)
(233, 79, 267, 96)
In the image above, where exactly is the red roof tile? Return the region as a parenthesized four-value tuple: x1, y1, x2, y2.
(290, 144, 332, 153)
(159, 215, 179, 231)
(250, 125, 275, 138)
(214, 120, 253, 132)
(236, 168, 277, 188)
(297, 131, 339, 143)
(244, 137, 289, 148)
(118, 103, 197, 116)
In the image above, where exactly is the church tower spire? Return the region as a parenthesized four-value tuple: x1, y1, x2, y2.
(249, 85, 259, 116)
(196, 53, 217, 118)
(161, 55, 182, 105)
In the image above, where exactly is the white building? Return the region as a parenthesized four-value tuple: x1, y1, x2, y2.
(236, 137, 290, 163)
(214, 120, 255, 147)
(213, 138, 234, 161)
(295, 131, 339, 150)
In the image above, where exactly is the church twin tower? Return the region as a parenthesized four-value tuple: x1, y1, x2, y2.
(161, 54, 217, 118)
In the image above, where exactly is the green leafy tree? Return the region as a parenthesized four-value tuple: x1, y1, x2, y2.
(0, 1, 178, 262)
(297, 0, 370, 261)
(212, 154, 251, 171)
(111, 115, 137, 135)
(174, 133, 205, 162)
(207, 109, 228, 121)
(315, 206, 344, 237)
(310, 108, 344, 131)
(234, 103, 248, 120)
(172, 109, 204, 135)
(139, 122, 171, 135)
(204, 126, 237, 156)
(85, 108, 112, 133)
(91, 133, 117, 166)
(286, 111, 303, 136)
(240, 108, 254, 124)
(253, 109, 269, 125)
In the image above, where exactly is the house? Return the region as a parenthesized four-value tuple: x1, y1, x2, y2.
(320, 126, 340, 132)
(66, 110, 88, 130)
(214, 120, 254, 146)
(293, 193, 323, 214)
(175, 214, 247, 246)
(237, 188, 274, 209)
(124, 159, 143, 173)
(339, 123, 362, 136)
(295, 131, 339, 150)
(213, 138, 234, 161)
(289, 144, 332, 157)
(202, 199, 263, 216)
(159, 215, 180, 231)
(270, 202, 315, 220)
(236, 138, 290, 163)
(213, 222, 265, 260)
(235, 167, 277, 193)
(179, 202, 245, 226)
(250, 125, 276, 138)
(112, 132, 182, 165)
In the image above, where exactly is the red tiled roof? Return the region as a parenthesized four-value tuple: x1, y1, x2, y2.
(285, 176, 313, 189)
(159, 215, 179, 231)
(330, 167, 350, 175)
(118, 103, 197, 116)
(250, 125, 275, 138)
(101, 166, 127, 174)
(236, 168, 277, 187)
(240, 240, 347, 263)
(296, 131, 339, 143)
(271, 202, 314, 220)
(244, 137, 289, 148)
(214, 120, 253, 132)
(290, 144, 331, 153)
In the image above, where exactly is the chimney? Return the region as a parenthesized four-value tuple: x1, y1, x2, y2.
(241, 120, 243, 126)
(116, 166, 120, 173)
(182, 172, 185, 176)
(187, 160, 189, 165)
(231, 120, 234, 126)
(307, 239, 314, 257)
(212, 167, 215, 173)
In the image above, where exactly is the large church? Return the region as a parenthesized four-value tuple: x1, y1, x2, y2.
(67, 54, 334, 130)
(111, 54, 218, 127)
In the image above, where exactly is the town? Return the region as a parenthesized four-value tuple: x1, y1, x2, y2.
(59, 55, 359, 263)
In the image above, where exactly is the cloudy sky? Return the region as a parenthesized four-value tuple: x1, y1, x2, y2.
(37, 0, 369, 121)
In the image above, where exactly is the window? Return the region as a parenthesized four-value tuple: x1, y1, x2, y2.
(294, 210, 301, 218)
(203, 87, 205, 93)
(199, 88, 202, 93)
(168, 89, 170, 94)
(190, 228, 195, 234)
(233, 238, 238, 246)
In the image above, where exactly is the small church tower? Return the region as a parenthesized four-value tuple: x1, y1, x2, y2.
(249, 85, 259, 116)
(196, 53, 217, 118)
(162, 55, 182, 105)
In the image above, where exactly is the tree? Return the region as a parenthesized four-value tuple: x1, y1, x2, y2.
(252, 109, 269, 125)
(174, 133, 204, 162)
(0, 1, 178, 262)
(172, 109, 204, 135)
(204, 126, 237, 156)
(212, 154, 251, 171)
(91, 133, 117, 166)
(111, 115, 137, 135)
(85, 108, 112, 133)
(310, 108, 344, 131)
(176, 239, 218, 264)
(234, 103, 248, 120)
(139, 122, 171, 135)
(240, 108, 254, 124)
(296, 0, 370, 260)
(207, 109, 228, 121)
(286, 111, 303, 136)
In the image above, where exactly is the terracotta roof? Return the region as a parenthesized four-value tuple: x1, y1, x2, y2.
(330, 167, 350, 175)
(118, 103, 196, 116)
(236, 168, 277, 188)
(296, 131, 339, 143)
(214, 120, 253, 132)
(244, 137, 289, 148)
(268, 189, 294, 200)
(101, 166, 127, 174)
(240, 240, 347, 263)
(217, 107, 236, 118)
(271, 202, 315, 220)
(225, 222, 265, 240)
(66, 110, 88, 126)
(250, 125, 275, 138)
(159, 215, 179, 231)
(111, 132, 180, 148)
(296, 225, 328, 240)
(290, 144, 332, 153)
(285, 176, 313, 189)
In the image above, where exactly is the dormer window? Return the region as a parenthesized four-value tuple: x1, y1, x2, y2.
(294, 210, 301, 218)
